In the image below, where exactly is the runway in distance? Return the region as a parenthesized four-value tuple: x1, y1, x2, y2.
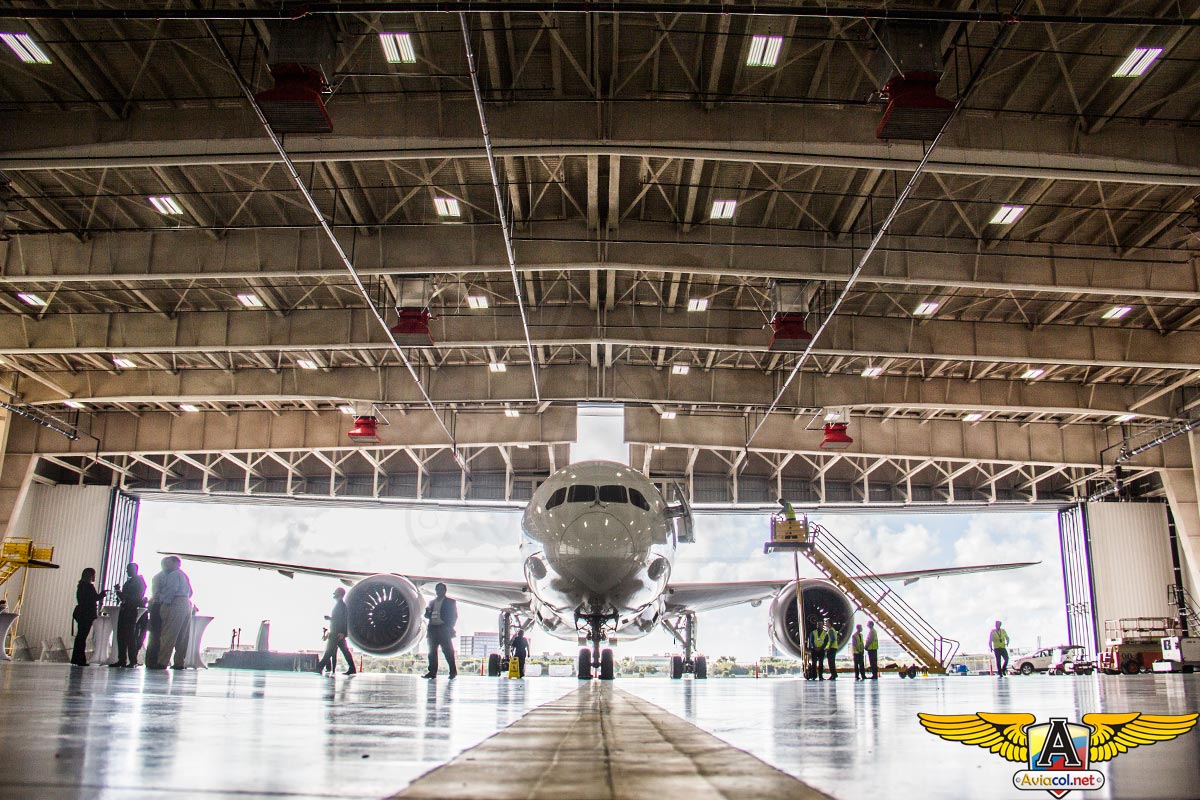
(173, 460, 1036, 680)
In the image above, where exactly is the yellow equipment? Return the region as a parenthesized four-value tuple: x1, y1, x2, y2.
(508, 656, 521, 678)
(1, 538, 60, 657)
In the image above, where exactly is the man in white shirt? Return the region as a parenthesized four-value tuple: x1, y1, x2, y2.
(149, 556, 194, 670)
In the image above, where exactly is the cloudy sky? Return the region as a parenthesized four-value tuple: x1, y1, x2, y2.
(133, 408, 1066, 661)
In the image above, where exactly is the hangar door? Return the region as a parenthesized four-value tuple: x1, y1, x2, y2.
(99, 491, 140, 599)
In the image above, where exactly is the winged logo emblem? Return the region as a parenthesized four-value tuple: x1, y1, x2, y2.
(917, 712, 1198, 798)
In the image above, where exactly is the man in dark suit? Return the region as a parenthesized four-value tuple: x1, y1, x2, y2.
(112, 563, 147, 668)
(422, 583, 458, 679)
(316, 587, 356, 676)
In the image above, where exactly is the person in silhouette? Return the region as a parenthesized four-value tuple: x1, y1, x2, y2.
(316, 587, 356, 675)
(421, 583, 458, 679)
(112, 563, 147, 668)
(71, 568, 103, 666)
(148, 556, 193, 670)
(510, 629, 530, 677)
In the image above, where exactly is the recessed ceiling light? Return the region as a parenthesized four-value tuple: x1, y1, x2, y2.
(339, 404, 355, 415)
(16, 292, 45, 306)
(1102, 305, 1132, 319)
(113, 357, 136, 368)
(466, 295, 489, 309)
(297, 359, 318, 370)
(964, 412, 984, 422)
(64, 400, 85, 410)
(379, 32, 417, 64)
(434, 197, 461, 217)
(687, 298, 709, 312)
(660, 411, 677, 420)
(710, 200, 737, 220)
(914, 301, 939, 316)
(746, 35, 784, 67)
(1113, 47, 1162, 78)
(237, 293, 263, 308)
(861, 366, 883, 378)
(148, 195, 184, 215)
(653, 444, 667, 450)
(1022, 368, 1045, 379)
(179, 403, 200, 413)
(504, 409, 520, 418)
(672, 364, 690, 375)
(489, 362, 507, 372)
(1113, 413, 1136, 423)
(1, 32, 51, 64)
(989, 205, 1026, 225)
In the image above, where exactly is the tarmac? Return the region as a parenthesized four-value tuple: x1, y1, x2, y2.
(1, 662, 1197, 800)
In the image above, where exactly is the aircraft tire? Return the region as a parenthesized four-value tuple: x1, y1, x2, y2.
(599, 648, 615, 681)
(670, 655, 684, 680)
(578, 648, 593, 680)
(694, 656, 707, 679)
(487, 653, 502, 677)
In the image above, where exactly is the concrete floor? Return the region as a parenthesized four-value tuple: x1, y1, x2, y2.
(2, 663, 1198, 800)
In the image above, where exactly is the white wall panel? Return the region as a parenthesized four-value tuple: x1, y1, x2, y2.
(1087, 502, 1175, 633)
(4, 485, 112, 656)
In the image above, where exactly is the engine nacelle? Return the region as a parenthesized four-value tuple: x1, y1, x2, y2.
(345, 574, 426, 655)
(767, 579, 856, 660)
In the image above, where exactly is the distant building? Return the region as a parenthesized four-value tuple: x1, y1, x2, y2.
(458, 632, 500, 657)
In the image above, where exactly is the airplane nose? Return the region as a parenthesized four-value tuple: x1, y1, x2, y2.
(555, 511, 636, 592)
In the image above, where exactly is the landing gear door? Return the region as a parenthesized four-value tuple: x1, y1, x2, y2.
(664, 481, 694, 544)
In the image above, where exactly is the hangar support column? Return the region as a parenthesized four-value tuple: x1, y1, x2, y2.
(1163, 431, 1200, 595)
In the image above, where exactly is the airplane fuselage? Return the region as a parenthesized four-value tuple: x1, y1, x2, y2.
(520, 461, 676, 642)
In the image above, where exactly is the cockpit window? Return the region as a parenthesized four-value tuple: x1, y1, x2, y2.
(546, 487, 567, 510)
(567, 484, 597, 503)
(628, 489, 650, 511)
(598, 484, 627, 504)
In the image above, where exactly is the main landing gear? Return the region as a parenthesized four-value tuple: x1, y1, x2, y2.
(662, 611, 707, 680)
(576, 609, 618, 681)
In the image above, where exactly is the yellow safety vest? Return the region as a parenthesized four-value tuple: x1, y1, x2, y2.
(865, 628, 879, 650)
(990, 628, 1009, 649)
(782, 502, 797, 521)
(812, 629, 826, 648)
(852, 633, 865, 654)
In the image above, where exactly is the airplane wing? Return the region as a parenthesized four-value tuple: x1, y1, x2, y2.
(664, 561, 1039, 612)
(164, 551, 530, 611)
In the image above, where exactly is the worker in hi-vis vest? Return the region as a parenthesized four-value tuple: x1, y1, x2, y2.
(824, 621, 838, 679)
(865, 620, 879, 679)
(990, 620, 1010, 677)
(777, 497, 797, 522)
(808, 625, 827, 680)
(851, 624, 867, 681)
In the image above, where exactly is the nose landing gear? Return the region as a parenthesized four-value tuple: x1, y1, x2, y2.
(662, 611, 707, 679)
(575, 609, 618, 681)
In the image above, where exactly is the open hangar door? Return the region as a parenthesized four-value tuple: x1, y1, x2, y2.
(1058, 501, 1191, 659)
(4, 478, 139, 659)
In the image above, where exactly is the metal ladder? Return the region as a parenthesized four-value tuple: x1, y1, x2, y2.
(1168, 584, 1200, 636)
(804, 523, 960, 673)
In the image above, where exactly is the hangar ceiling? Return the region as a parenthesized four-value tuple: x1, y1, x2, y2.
(0, 3, 1198, 511)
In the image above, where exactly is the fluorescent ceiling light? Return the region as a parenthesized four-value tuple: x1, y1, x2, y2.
(861, 366, 883, 378)
(660, 411, 677, 420)
(64, 400, 85, 410)
(1102, 305, 1132, 320)
(653, 444, 667, 450)
(297, 359, 318, 370)
(516, 443, 530, 449)
(963, 412, 984, 422)
(746, 35, 784, 67)
(913, 301, 939, 316)
(489, 362, 507, 372)
(1113, 413, 1136, 423)
(466, 295, 489, 309)
(687, 298, 709, 312)
(148, 195, 184, 215)
(112, 357, 136, 368)
(16, 292, 45, 306)
(1022, 368, 1045, 379)
(179, 403, 200, 413)
(434, 197, 461, 217)
(1, 32, 51, 64)
(380, 32, 417, 64)
(339, 404, 355, 415)
(504, 409, 520, 418)
(710, 199, 737, 220)
(671, 364, 690, 375)
(237, 293, 263, 308)
(989, 205, 1026, 225)
(1113, 47, 1162, 78)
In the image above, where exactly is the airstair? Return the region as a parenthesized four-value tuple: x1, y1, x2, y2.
(768, 518, 959, 673)
(1168, 584, 1200, 636)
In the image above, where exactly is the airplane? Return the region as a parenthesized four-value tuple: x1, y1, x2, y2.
(172, 459, 1036, 680)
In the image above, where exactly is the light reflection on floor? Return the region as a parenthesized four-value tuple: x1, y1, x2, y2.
(621, 674, 1200, 800)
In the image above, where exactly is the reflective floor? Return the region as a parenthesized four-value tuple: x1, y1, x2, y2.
(0, 663, 576, 800)
(622, 674, 1200, 800)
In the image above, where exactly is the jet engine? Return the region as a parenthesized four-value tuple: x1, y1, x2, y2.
(767, 579, 856, 660)
(344, 574, 426, 655)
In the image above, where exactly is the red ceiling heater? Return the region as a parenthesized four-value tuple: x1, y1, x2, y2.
(254, 19, 337, 134)
(389, 308, 434, 347)
(819, 407, 854, 450)
(347, 401, 381, 444)
(872, 23, 954, 141)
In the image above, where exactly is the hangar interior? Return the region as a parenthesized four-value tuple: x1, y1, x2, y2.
(0, 3, 1199, 799)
